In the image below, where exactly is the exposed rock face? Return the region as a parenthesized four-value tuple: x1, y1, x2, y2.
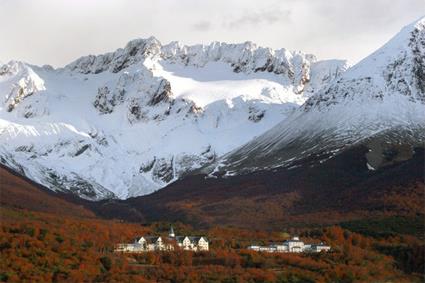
(93, 86, 114, 114)
(65, 38, 339, 96)
(149, 79, 172, 106)
(127, 98, 144, 123)
(408, 25, 425, 101)
(0, 35, 348, 200)
(152, 157, 175, 183)
(212, 17, 425, 175)
(65, 37, 162, 74)
(160, 41, 316, 92)
(43, 169, 115, 200)
(304, 19, 425, 111)
(0, 64, 14, 76)
(0, 62, 46, 114)
(248, 106, 265, 122)
(365, 138, 415, 170)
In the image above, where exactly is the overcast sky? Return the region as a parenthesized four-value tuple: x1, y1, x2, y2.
(0, 0, 424, 67)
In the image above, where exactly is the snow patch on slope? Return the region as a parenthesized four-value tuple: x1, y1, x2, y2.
(0, 38, 347, 199)
(213, 17, 425, 174)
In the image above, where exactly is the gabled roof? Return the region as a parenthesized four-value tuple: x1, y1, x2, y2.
(174, 236, 189, 243)
(188, 236, 201, 242)
(173, 236, 208, 244)
(137, 236, 162, 244)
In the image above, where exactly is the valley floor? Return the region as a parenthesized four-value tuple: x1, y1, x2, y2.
(0, 206, 424, 282)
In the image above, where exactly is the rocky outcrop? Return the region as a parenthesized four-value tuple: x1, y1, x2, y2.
(248, 106, 265, 122)
(65, 37, 345, 97)
(0, 34, 350, 200)
(212, 17, 425, 175)
(161, 42, 317, 94)
(93, 86, 114, 114)
(149, 79, 172, 106)
(65, 37, 162, 74)
(408, 24, 425, 102)
(1, 62, 46, 115)
(127, 98, 144, 123)
(304, 19, 425, 112)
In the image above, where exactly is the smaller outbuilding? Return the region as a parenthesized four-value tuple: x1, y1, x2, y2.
(247, 236, 331, 253)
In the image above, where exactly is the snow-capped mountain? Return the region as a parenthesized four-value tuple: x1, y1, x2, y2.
(0, 38, 346, 199)
(212, 17, 425, 175)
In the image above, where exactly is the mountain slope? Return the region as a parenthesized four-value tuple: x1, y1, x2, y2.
(0, 164, 95, 218)
(211, 17, 425, 175)
(0, 39, 346, 200)
(121, 145, 425, 229)
(112, 17, 425, 229)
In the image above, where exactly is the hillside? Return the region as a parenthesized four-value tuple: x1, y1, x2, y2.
(0, 165, 423, 282)
(0, 165, 94, 218)
(123, 144, 424, 229)
(1, 142, 423, 230)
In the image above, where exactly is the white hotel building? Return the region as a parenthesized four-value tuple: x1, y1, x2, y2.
(248, 236, 330, 253)
(115, 226, 209, 253)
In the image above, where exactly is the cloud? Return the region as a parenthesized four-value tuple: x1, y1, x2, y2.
(192, 21, 212, 31)
(225, 7, 291, 28)
(0, 0, 424, 66)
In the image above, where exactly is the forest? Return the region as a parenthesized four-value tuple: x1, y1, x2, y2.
(1, 163, 424, 282)
(0, 206, 424, 283)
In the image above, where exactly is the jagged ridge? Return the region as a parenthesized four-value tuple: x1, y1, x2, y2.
(213, 17, 425, 175)
(0, 37, 347, 200)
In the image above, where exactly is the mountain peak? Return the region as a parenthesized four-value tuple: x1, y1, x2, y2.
(0, 35, 347, 199)
(407, 16, 425, 32)
(213, 19, 425, 175)
(303, 15, 425, 112)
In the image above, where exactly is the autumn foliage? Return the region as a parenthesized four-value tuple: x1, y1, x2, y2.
(0, 206, 424, 283)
